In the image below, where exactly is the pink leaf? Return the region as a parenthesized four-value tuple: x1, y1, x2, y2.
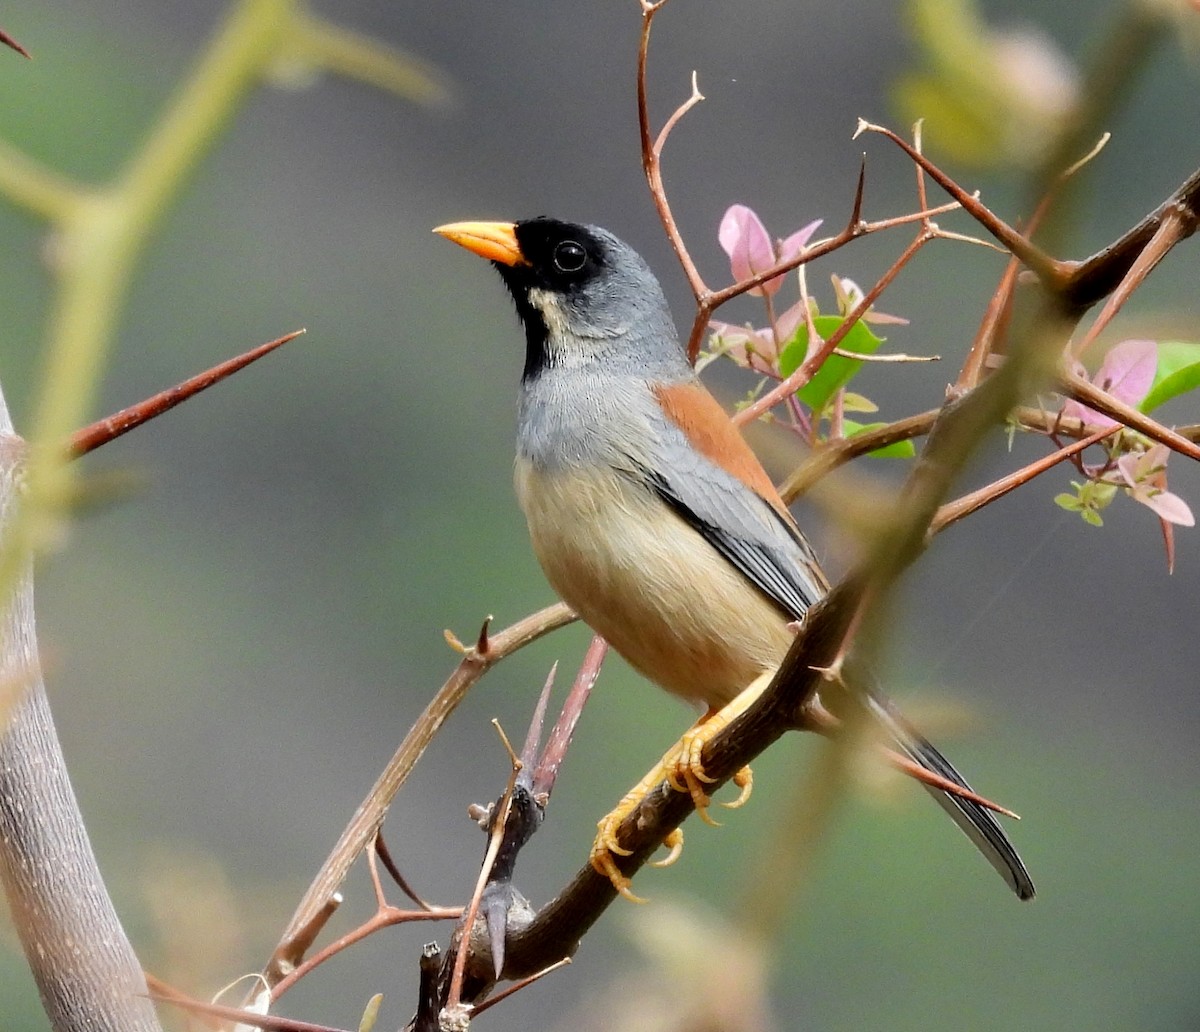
(707, 320, 777, 373)
(1114, 450, 1143, 489)
(1063, 341, 1158, 427)
(1138, 489, 1195, 526)
(774, 299, 809, 344)
(778, 218, 823, 262)
(719, 205, 779, 296)
(1095, 339, 1157, 406)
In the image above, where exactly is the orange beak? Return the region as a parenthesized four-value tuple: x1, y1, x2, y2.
(433, 221, 527, 266)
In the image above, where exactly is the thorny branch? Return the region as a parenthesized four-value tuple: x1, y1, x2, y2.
(130, 6, 1199, 1028)
(70, 330, 304, 457)
(395, 15, 1200, 1019)
(265, 603, 576, 984)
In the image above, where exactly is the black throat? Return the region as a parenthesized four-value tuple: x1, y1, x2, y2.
(494, 262, 552, 383)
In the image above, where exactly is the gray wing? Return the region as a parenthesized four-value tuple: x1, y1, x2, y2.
(629, 435, 1036, 900)
(631, 441, 827, 622)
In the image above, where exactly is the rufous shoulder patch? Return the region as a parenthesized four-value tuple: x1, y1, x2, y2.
(653, 382, 795, 524)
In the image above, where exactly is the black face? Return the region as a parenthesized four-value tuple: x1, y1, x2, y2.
(494, 218, 610, 381)
(508, 218, 608, 292)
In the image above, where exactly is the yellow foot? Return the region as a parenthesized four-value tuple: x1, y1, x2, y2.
(589, 672, 774, 901)
(666, 711, 758, 824)
(590, 838, 644, 904)
(590, 772, 681, 902)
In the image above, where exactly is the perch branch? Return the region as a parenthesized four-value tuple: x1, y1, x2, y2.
(265, 602, 575, 983)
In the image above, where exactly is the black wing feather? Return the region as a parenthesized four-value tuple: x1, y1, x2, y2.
(643, 468, 820, 621)
(640, 465, 1036, 900)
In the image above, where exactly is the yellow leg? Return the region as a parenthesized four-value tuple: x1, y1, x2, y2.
(591, 743, 692, 902)
(590, 671, 774, 901)
(670, 671, 773, 821)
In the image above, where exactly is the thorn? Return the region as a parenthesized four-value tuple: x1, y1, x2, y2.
(484, 894, 508, 978)
(373, 832, 433, 910)
(519, 662, 557, 775)
(476, 614, 494, 654)
(70, 329, 304, 458)
(849, 154, 867, 228)
(0, 25, 31, 58)
(531, 635, 607, 800)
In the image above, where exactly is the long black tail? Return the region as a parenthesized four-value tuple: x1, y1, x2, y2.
(864, 691, 1036, 901)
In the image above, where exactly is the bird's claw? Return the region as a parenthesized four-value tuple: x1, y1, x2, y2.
(591, 802, 643, 902)
(721, 766, 753, 810)
(590, 843, 645, 903)
(591, 799, 686, 902)
(650, 828, 684, 868)
(589, 698, 762, 901)
(666, 713, 755, 822)
(664, 750, 716, 824)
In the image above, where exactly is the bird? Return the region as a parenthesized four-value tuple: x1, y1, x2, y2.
(434, 216, 1034, 903)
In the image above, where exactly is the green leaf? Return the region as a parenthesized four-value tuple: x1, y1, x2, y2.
(1054, 492, 1083, 512)
(841, 391, 879, 414)
(778, 315, 886, 413)
(1081, 508, 1104, 527)
(842, 420, 917, 458)
(1140, 341, 1200, 413)
(1087, 481, 1119, 508)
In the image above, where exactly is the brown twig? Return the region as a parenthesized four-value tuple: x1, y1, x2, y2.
(855, 120, 1070, 288)
(265, 602, 575, 984)
(953, 143, 1090, 391)
(442, 736, 524, 1016)
(931, 424, 1120, 535)
(467, 958, 572, 1017)
(779, 408, 940, 502)
(271, 897, 460, 1004)
(1058, 369, 1200, 463)
(780, 402, 1199, 508)
(149, 979, 352, 1032)
(734, 230, 932, 426)
(957, 250, 1023, 391)
(1062, 166, 1200, 311)
(637, 0, 707, 303)
(1071, 206, 1192, 359)
(70, 330, 304, 457)
(373, 831, 432, 910)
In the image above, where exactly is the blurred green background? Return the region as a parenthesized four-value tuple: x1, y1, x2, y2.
(1, 1, 1199, 1030)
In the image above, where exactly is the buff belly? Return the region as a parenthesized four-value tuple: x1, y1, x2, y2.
(515, 459, 794, 708)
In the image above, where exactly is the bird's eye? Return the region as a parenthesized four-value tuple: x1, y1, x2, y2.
(553, 240, 587, 273)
